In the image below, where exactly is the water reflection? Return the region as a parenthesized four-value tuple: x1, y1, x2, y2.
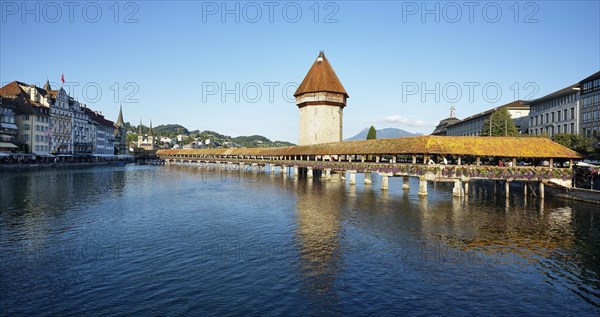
(0, 166, 598, 315)
(294, 179, 343, 305)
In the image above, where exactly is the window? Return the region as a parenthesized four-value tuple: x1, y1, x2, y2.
(571, 123, 575, 133)
(557, 111, 561, 121)
(571, 108, 575, 120)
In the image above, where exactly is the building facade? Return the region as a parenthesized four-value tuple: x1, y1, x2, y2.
(0, 82, 51, 155)
(137, 120, 157, 150)
(445, 101, 530, 136)
(527, 84, 580, 137)
(48, 87, 73, 154)
(1, 80, 121, 156)
(85, 108, 115, 155)
(294, 51, 348, 145)
(72, 101, 93, 154)
(431, 106, 461, 135)
(579, 71, 600, 137)
(0, 96, 19, 152)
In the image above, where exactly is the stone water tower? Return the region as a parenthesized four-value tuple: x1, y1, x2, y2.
(294, 51, 348, 145)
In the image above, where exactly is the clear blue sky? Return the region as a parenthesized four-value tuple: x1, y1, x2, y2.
(1, 1, 599, 142)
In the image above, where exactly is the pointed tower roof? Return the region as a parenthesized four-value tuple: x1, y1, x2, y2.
(138, 119, 143, 135)
(43, 79, 51, 91)
(294, 51, 348, 98)
(116, 104, 125, 127)
(149, 120, 153, 136)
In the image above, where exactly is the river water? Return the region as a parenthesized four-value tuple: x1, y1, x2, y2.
(1, 165, 599, 316)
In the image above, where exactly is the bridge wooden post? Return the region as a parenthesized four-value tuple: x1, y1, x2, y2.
(325, 169, 331, 182)
(452, 179, 464, 197)
(418, 176, 428, 196)
(307, 167, 313, 178)
(270, 164, 275, 174)
(549, 158, 554, 168)
(464, 180, 469, 195)
(381, 173, 389, 190)
(505, 180, 510, 198)
(476, 156, 481, 166)
(364, 172, 372, 185)
(349, 171, 356, 185)
(412, 155, 417, 164)
(539, 182, 545, 199)
(457, 157, 462, 166)
(281, 165, 286, 175)
(293, 166, 299, 176)
(402, 176, 409, 190)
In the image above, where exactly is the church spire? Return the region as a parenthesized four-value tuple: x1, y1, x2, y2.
(116, 104, 125, 127)
(149, 120, 153, 136)
(43, 79, 51, 91)
(138, 118, 143, 136)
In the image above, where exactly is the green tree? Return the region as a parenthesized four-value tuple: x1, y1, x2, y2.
(367, 126, 377, 140)
(126, 133, 138, 145)
(480, 108, 519, 136)
(552, 133, 593, 155)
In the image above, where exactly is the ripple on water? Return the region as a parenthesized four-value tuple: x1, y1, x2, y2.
(0, 166, 599, 315)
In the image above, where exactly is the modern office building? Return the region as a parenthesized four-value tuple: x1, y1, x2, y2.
(527, 84, 580, 137)
(579, 70, 600, 137)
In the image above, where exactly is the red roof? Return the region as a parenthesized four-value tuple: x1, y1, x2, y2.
(294, 51, 348, 98)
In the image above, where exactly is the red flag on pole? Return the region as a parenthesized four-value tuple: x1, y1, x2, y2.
(61, 74, 65, 84)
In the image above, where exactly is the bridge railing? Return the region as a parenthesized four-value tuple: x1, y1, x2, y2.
(159, 155, 572, 182)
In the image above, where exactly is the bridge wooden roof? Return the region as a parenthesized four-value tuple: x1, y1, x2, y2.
(157, 136, 582, 159)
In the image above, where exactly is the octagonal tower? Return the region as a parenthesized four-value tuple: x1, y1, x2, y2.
(294, 51, 348, 145)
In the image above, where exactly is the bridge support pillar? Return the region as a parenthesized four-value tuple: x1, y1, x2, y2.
(349, 171, 356, 185)
(325, 169, 331, 182)
(293, 166, 299, 177)
(381, 174, 389, 190)
(453, 179, 464, 197)
(270, 164, 275, 174)
(307, 167, 313, 178)
(523, 182, 528, 196)
(464, 181, 469, 195)
(402, 176, 409, 190)
(505, 180, 510, 198)
(539, 182, 544, 199)
(281, 166, 286, 175)
(364, 172, 372, 185)
(418, 176, 428, 196)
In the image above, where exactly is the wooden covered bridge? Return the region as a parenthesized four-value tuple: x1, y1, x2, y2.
(156, 136, 582, 198)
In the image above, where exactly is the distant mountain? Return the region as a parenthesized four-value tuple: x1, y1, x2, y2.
(232, 135, 295, 148)
(153, 124, 189, 135)
(345, 127, 422, 141)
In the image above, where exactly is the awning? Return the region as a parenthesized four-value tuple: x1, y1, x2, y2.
(0, 142, 18, 149)
(0, 123, 18, 130)
(33, 152, 54, 157)
(0, 152, 11, 157)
